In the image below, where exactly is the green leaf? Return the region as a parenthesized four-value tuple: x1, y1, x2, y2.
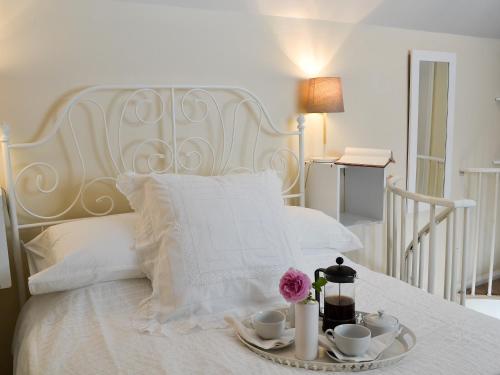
(312, 277, 327, 293)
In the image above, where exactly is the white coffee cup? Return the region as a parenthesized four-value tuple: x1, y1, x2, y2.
(253, 310, 286, 340)
(325, 324, 371, 356)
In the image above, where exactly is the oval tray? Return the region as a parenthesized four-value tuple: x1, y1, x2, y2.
(236, 310, 416, 372)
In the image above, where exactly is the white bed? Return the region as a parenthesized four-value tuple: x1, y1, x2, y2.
(13, 253, 500, 374)
(5, 85, 500, 374)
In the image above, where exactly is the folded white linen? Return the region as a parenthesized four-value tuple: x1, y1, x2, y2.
(25, 213, 143, 294)
(319, 329, 400, 362)
(285, 206, 362, 252)
(224, 315, 295, 350)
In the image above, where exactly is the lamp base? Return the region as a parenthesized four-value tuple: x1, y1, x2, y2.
(310, 156, 339, 163)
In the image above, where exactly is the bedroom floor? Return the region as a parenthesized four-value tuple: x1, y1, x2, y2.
(466, 279, 500, 320)
(468, 279, 500, 295)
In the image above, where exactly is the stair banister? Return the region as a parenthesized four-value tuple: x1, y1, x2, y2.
(386, 176, 475, 305)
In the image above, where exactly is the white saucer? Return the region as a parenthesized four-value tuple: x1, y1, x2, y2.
(236, 327, 295, 350)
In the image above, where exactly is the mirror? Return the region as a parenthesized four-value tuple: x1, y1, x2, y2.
(407, 50, 456, 198)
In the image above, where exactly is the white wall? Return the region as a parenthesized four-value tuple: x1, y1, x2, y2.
(0, 0, 500, 371)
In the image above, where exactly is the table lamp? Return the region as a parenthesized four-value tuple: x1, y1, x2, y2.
(300, 77, 344, 162)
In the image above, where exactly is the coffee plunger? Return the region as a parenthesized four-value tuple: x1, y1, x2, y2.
(314, 257, 357, 331)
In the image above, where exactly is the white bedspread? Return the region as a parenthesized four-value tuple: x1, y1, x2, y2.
(13, 254, 500, 375)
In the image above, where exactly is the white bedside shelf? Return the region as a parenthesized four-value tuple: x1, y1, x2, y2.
(305, 160, 387, 227)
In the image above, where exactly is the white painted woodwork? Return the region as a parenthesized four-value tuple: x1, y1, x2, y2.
(487, 173, 499, 296)
(444, 215, 452, 300)
(392, 193, 398, 279)
(471, 173, 482, 295)
(386, 176, 475, 305)
(419, 238, 426, 290)
(461, 208, 470, 306)
(451, 209, 458, 303)
(460, 167, 500, 302)
(400, 197, 407, 281)
(387, 189, 393, 277)
(428, 204, 436, 294)
(412, 201, 419, 286)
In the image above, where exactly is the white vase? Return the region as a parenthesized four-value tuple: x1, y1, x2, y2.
(289, 303, 295, 328)
(294, 300, 319, 360)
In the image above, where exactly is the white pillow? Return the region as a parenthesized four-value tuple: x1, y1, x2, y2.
(286, 206, 363, 252)
(117, 170, 302, 330)
(22, 205, 357, 296)
(25, 213, 143, 294)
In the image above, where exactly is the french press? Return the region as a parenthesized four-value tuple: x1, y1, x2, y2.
(314, 257, 357, 331)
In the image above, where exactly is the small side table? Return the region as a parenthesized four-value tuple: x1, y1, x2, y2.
(305, 160, 388, 227)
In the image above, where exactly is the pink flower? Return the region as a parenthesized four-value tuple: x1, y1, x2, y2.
(279, 268, 312, 303)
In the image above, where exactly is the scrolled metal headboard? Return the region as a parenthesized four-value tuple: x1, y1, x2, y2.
(0, 84, 306, 304)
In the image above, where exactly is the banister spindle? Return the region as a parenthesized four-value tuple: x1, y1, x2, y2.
(418, 237, 425, 290)
(400, 196, 407, 281)
(386, 189, 392, 276)
(461, 207, 471, 306)
(412, 201, 419, 286)
(487, 173, 499, 296)
(471, 172, 482, 296)
(428, 204, 436, 294)
(392, 193, 398, 279)
(450, 208, 458, 302)
(444, 215, 452, 300)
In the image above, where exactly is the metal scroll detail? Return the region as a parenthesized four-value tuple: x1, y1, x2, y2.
(9, 86, 302, 223)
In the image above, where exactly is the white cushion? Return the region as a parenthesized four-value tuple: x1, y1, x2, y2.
(25, 213, 143, 294)
(23, 205, 358, 296)
(286, 206, 363, 252)
(117, 170, 302, 330)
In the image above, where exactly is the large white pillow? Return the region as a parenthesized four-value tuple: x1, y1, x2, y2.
(25, 213, 143, 294)
(117, 170, 302, 330)
(286, 206, 363, 252)
(22, 205, 358, 296)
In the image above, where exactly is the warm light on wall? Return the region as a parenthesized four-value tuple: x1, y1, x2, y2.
(255, 0, 385, 77)
(296, 56, 324, 77)
(266, 18, 354, 77)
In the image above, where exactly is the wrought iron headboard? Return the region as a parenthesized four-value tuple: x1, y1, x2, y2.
(0, 84, 306, 304)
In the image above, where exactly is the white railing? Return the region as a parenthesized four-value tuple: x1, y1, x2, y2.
(386, 176, 475, 305)
(460, 167, 500, 297)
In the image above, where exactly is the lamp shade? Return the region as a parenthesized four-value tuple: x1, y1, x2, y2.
(300, 77, 344, 113)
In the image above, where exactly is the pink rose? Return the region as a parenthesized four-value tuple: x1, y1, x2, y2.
(279, 268, 312, 303)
